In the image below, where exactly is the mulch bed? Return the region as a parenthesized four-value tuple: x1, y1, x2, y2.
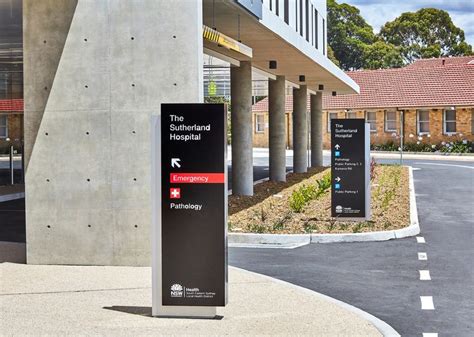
(229, 165, 409, 234)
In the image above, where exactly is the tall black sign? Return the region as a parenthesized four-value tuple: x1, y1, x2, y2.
(331, 119, 370, 218)
(161, 103, 228, 307)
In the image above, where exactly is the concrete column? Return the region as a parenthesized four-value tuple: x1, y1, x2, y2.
(293, 85, 308, 173)
(310, 92, 323, 167)
(231, 61, 253, 195)
(268, 76, 286, 181)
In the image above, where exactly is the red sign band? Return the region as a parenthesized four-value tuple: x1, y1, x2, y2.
(170, 173, 225, 184)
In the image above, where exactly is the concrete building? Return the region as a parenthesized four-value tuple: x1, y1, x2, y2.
(252, 56, 474, 149)
(17, 0, 358, 265)
(0, 0, 23, 154)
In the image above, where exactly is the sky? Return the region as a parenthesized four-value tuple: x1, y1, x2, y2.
(342, 0, 474, 46)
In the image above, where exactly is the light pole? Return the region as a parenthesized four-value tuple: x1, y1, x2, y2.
(6, 137, 14, 185)
(399, 109, 404, 165)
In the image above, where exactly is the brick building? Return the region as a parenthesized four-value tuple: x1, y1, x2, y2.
(0, 98, 23, 153)
(252, 56, 474, 149)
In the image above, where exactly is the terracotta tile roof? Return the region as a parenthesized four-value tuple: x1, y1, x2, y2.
(405, 56, 474, 68)
(0, 99, 23, 112)
(252, 56, 474, 111)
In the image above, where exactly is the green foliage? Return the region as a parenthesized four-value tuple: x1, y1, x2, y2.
(371, 140, 473, 153)
(327, 45, 340, 67)
(273, 211, 292, 232)
(327, 0, 376, 70)
(248, 223, 266, 234)
(379, 8, 473, 63)
(439, 140, 473, 153)
(289, 173, 331, 213)
(327, 3, 472, 69)
(205, 96, 231, 144)
(303, 222, 317, 233)
(289, 188, 309, 213)
(362, 40, 404, 70)
(317, 173, 331, 191)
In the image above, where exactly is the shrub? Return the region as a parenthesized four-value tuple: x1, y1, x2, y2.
(372, 138, 473, 154)
(439, 140, 473, 153)
(289, 173, 332, 213)
(370, 157, 377, 181)
(317, 173, 331, 191)
(289, 189, 307, 212)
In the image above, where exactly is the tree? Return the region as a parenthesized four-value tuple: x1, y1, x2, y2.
(363, 41, 404, 70)
(379, 8, 473, 63)
(327, 45, 340, 67)
(327, 0, 376, 70)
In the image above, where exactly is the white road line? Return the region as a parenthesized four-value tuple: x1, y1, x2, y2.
(414, 162, 474, 170)
(418, 252, 428, 260)
(419, 270, 431, 280)
(420, 296, 435, 310)
(423, 333, 438, 337)
(417, 236, 426, 243)
(412, 167, 421, 171)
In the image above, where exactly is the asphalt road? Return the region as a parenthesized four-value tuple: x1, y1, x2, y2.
(229, 157, 474, 336)
(1, 152, 473, 336)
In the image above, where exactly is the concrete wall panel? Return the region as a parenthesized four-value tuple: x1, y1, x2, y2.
(25, 0, 203, 266)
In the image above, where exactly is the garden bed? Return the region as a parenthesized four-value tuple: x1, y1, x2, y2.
(229, 165, 409, 234)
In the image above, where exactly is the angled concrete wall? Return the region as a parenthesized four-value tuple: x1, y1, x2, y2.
(24, 0, 203, 266)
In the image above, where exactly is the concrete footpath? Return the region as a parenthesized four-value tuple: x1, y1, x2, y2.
(0, 262, 383, 336)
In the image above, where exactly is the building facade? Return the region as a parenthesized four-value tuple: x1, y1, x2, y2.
(21, 0, 358, 266)
(252, 56, 474, 149)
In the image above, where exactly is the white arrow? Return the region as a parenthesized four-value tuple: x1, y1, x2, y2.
(335, 177, 341, 182)
(171, 158, 181, 168)
(334, 144, 340, 150)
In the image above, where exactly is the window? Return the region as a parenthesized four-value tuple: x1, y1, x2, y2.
(322, 18, 326, 55)
(417, 110, 430, 134)
(284, 0, 289, 23)
(327, 112, 338, 132)
(366, 111, 377, 132)
(0, 115, 7, 139)
(444, 109, 456, 134)
(416, 110, 430, 135)
(346, 111, 357, 119)
(255, 114, 265, 133)
(299, 0, 303, 37)
(385, 110, 397, 132)
(295, 0, 298, 33)
(311, 5, 314, 45)
(471, 109, 474, 134)
(305, 0, 309, 42)
(275, 0, 279, 16)
(314, 9, 318, 49)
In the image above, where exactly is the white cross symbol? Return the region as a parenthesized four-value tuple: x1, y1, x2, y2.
(170, 188, 180, 199)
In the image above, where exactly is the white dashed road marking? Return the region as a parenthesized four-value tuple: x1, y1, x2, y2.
(420, 296, 435, 310)
(416, 236, 426, 243)
(414, 162, 474, 170)
(422, 333, 438, 337)
(419, 270, 431, 280)
(418, 252, 428, 260)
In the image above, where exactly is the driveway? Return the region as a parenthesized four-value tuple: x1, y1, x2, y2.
(229, 157, 474, 336)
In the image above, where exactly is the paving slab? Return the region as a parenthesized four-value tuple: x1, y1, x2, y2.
(0, 263, 381, 336)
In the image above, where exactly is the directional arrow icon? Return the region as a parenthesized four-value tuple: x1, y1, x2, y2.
(334, 144, 340, 150)
(171, 158, 181, 168)
(335, 177, 341, 182)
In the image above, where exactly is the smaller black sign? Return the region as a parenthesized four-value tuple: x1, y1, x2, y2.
(331, 119, 369, 218)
